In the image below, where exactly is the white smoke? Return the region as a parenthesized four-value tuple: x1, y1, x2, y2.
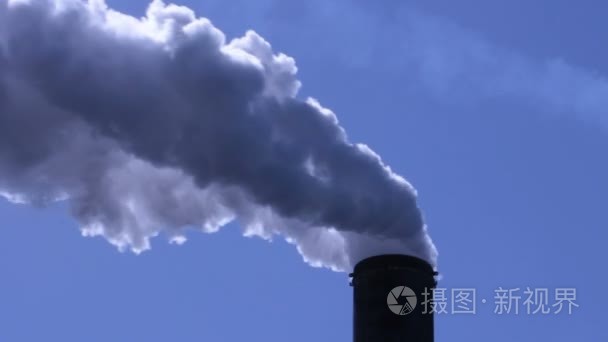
(0, 0, 437, 271)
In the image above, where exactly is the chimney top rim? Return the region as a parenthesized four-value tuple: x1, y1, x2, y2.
(352, 254, 436, 277)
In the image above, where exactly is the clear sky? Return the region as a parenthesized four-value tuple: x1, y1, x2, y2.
(1, 0, 606, 341)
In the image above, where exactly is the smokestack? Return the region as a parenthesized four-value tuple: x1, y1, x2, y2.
(351, 254, 437, 342)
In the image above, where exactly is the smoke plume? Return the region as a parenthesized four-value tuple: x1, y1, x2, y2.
(0, 0, 437, 271)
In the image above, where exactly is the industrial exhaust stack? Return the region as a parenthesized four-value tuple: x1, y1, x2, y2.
(350, 254, 437, 342)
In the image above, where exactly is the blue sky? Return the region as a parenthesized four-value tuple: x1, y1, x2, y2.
(1, 0, 606, 341)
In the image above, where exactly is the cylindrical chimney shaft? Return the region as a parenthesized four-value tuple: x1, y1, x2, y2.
(351, 254, 437, 342)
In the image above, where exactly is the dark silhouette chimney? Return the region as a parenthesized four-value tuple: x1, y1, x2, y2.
(350, 254, 437, 342)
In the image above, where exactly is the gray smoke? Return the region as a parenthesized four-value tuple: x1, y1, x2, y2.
(0, 0, 436, 271)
